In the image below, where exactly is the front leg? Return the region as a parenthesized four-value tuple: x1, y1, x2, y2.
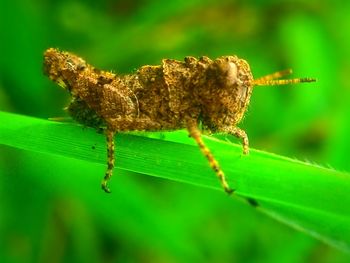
(225, 126, 249, 155)
(101, 129, 115, 193)
(186, 119, 234, 194)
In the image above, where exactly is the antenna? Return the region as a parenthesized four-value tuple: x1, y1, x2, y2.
(253, 69, 316, 86)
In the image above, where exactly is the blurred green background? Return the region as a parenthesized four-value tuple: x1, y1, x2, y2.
(1, 0, 350, 262)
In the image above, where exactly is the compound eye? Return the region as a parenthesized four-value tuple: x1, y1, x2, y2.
(226, 62, 238, 86)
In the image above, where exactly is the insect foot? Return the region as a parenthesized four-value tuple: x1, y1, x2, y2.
(43, 48, 316, 194)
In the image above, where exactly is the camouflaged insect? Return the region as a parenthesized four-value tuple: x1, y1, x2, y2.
(43, 48, 315, 194)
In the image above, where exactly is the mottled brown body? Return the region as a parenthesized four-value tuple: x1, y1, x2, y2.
(43, 48, 315, 193)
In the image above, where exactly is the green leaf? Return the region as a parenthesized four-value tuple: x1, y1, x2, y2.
(0, 111, 349, 253)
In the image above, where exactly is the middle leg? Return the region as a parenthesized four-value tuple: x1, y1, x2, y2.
(186, 119, 234, 194)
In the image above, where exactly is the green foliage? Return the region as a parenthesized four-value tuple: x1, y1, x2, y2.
(1, 0, 350, 262)
(1, 111, 350, 257)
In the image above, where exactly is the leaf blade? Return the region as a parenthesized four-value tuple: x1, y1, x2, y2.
(1, 110, 349, 253)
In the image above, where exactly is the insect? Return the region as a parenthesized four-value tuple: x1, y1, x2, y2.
(43, 48, 315, 194)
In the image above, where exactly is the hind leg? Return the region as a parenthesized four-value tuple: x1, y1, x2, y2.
(101, 129, 115, 193)
(100, 117, 163, 193)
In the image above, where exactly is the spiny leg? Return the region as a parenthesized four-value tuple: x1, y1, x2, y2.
(101, 129, 115, 193)
(186, 119, 234, 194)
(227, 127, 249, 155)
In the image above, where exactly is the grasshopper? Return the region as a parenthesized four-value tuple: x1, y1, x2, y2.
(43, 48, 315, 194)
